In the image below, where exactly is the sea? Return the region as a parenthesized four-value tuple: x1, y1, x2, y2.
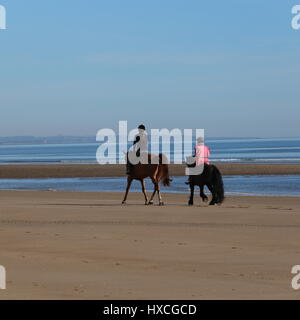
(0, 138, 299, 196)
(1, 137, 300, 165)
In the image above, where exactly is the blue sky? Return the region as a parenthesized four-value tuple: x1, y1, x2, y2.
(0, 0, 299, 137)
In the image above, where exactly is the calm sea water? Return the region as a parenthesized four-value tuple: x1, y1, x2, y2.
(0, 175, 299, 197)
(0, 138, 299, 195)
(0, 138, 300, 164)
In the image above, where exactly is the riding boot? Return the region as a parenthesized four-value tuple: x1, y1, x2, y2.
(185, 176, 192, 185)
(126, 162, 131, 175)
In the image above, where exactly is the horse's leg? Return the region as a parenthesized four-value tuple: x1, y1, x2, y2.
(140, 179, 148, 205)
(206, 183, 217, 205)
(200, 185, 208, 202)
(122, 176, 133, 204)
(156, 183, 164, 206)
(148, 178, 158, 205)
(148, 185, 157, 205)
(188, 184, 195, 206)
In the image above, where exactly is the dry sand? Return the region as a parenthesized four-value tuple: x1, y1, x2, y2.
(0, 190, 300, 300)
(0, 163, 300, 179)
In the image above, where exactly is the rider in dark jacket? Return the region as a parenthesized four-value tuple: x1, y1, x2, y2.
(126, 124, 147, 175)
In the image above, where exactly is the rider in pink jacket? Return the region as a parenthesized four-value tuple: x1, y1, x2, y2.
(186, 137, 210, 184)
(194, 138, 210, 165)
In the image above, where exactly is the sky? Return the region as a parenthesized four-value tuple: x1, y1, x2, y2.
(0, 0, 300, 138)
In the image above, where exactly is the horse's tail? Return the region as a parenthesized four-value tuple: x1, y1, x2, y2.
(162, 165, 171, 187)
(159, 154, 171, 187)
(212, 165, 225, 204)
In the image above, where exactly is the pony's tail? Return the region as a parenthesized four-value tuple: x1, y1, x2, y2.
(212, 166, 225, 204)
(159, 154, 171, 187)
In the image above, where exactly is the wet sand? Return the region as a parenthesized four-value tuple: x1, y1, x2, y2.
(0, 191, 300, 300)
(0, 163, 300, 179)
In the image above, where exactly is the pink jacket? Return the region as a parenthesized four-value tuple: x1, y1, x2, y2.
(194, 145, 210, 166)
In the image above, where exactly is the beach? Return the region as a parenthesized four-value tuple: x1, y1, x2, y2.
(1, 163, 300, 179)
(2, 0, 300, 306)
(0, 190, 300, 300)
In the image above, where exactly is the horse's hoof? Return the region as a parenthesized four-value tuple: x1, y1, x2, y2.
(159, 202, 164, 206)
(122, 201, 126, 205)
(147, 201, 154, 205)
(188, 202, 193, 206)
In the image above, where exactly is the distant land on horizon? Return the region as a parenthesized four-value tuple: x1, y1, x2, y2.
(0, 136, 299, 146)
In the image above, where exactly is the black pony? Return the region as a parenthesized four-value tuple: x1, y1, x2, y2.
(187, 163, 225, 206)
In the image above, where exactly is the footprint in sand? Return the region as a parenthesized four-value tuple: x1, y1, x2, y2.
(225, 206, 249, 209)
(178, 242, 187, 246)
(266, 206, 293, 211)
(74, 285, 85, 293)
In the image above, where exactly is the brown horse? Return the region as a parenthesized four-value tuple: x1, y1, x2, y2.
(122, 153, 171, 206)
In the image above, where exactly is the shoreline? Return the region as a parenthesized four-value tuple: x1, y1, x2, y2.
(1, 163, 300, 179)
